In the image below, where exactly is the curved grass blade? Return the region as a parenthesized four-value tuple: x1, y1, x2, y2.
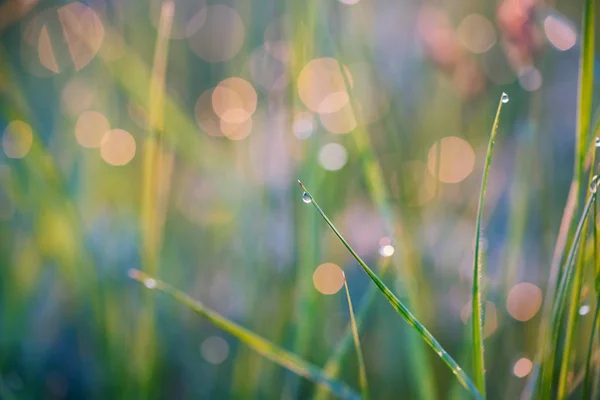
(471, 92, 508, 397)
(558, 148, 599, 398)
(531, 4, 596, 396)
(540, 186, 598, 397)
(128, 269, 361, 400)
(583, 188, 600, 398)
(298, 181, 483, 400)
(343, 275, 369, 400)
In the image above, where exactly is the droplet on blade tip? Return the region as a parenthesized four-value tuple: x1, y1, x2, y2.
(302, 192, 312, 203)
(501, 92, 509, 103)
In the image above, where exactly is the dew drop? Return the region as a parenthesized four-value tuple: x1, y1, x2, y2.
(437, 351, 443, 357)
(596, 137, 600, 147)
(302, 192, 312, 203)
(579, 304, 591, 315)
(501, 92, 509, 104)
(144, 279, 157, 289)
(591, 175, 599, 194)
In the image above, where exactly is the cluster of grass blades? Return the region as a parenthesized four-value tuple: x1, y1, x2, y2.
(129, 90, 510, 399)
(127, 4, 600, 396)
(128, 269, 362, 400)
(524, 1, 598, 399)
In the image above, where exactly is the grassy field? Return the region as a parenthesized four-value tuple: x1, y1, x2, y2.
(0, 0, 599, 399)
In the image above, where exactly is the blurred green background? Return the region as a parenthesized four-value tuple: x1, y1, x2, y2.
(0, 0, 595, 398)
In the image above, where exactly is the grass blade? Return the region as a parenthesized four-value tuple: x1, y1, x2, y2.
(343, 275, 369, 400)
(584, 184, 600, 398)
(530, 3, 595, 397)
(298, 181, 483, 400)
(540, 186, 598, 396)
(471, 92, 508, 397)
(128, 269, 361, 400)
(584, 295, 600, 398)
(558, 144, 599, 398)
(314, 258, 391, 400)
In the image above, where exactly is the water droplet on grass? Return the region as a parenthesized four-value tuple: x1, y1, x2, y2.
(144, 279, 157, 289)
(302, 192, 312, 203)
(501, 92, 509, 103)
(579, 304, 591, 315)
(596, 137, 600, 147)
(591, 175, 599, 193)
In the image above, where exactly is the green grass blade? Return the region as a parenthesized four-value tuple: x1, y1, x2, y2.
(471, 92, 507, 397)
(584, 182, 600, 398)
(313, 258, 391, 400)
(575, 0, 595, 194)
(343, 276, 369, 400)
(531, 3, 595, 397)
(584, 294, 600, 398)
(128, 269, 361, 400)
(541, 187, 598, 396)
(558, 143, 599, 398)
(298, 181, 483, 400)
(557, 221, 588, 398)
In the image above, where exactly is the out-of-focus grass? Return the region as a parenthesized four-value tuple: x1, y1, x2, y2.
(129, 269, 361, 400)
(1, 0, 599, 399)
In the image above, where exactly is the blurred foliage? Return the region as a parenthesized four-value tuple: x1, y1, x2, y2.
(0, 0, 598, 399)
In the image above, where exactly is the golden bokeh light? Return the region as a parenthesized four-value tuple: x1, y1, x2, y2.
(38, 25, 59, 73)
(2, 121, 33, 159)
(219, 117, 253, 141)
(57, 2, 105, 71)
(417, 5, 461, 68)
(188, 5, 244, 62)
(298, 58, 352, 114)
(21, 2, 104, 75)
(100, 129, 136, 166)
(75, 111, 110, 149)
(456, 14, 496, 54)
(61, 77, 95, 116)
(506, 282, 543, 322)
(150, 0, 207, 39)
(313, 263, 345, 295)
(318, 143, 348, 171)
(513, 357, 533, 378)
(319, 102, 357, 134)
(212, 78, 257, 124)
(427, 136, 475, 183)
(544, 15, 577, 52)
(200, 336, 229, 365)
(461, 300, 499, 339)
